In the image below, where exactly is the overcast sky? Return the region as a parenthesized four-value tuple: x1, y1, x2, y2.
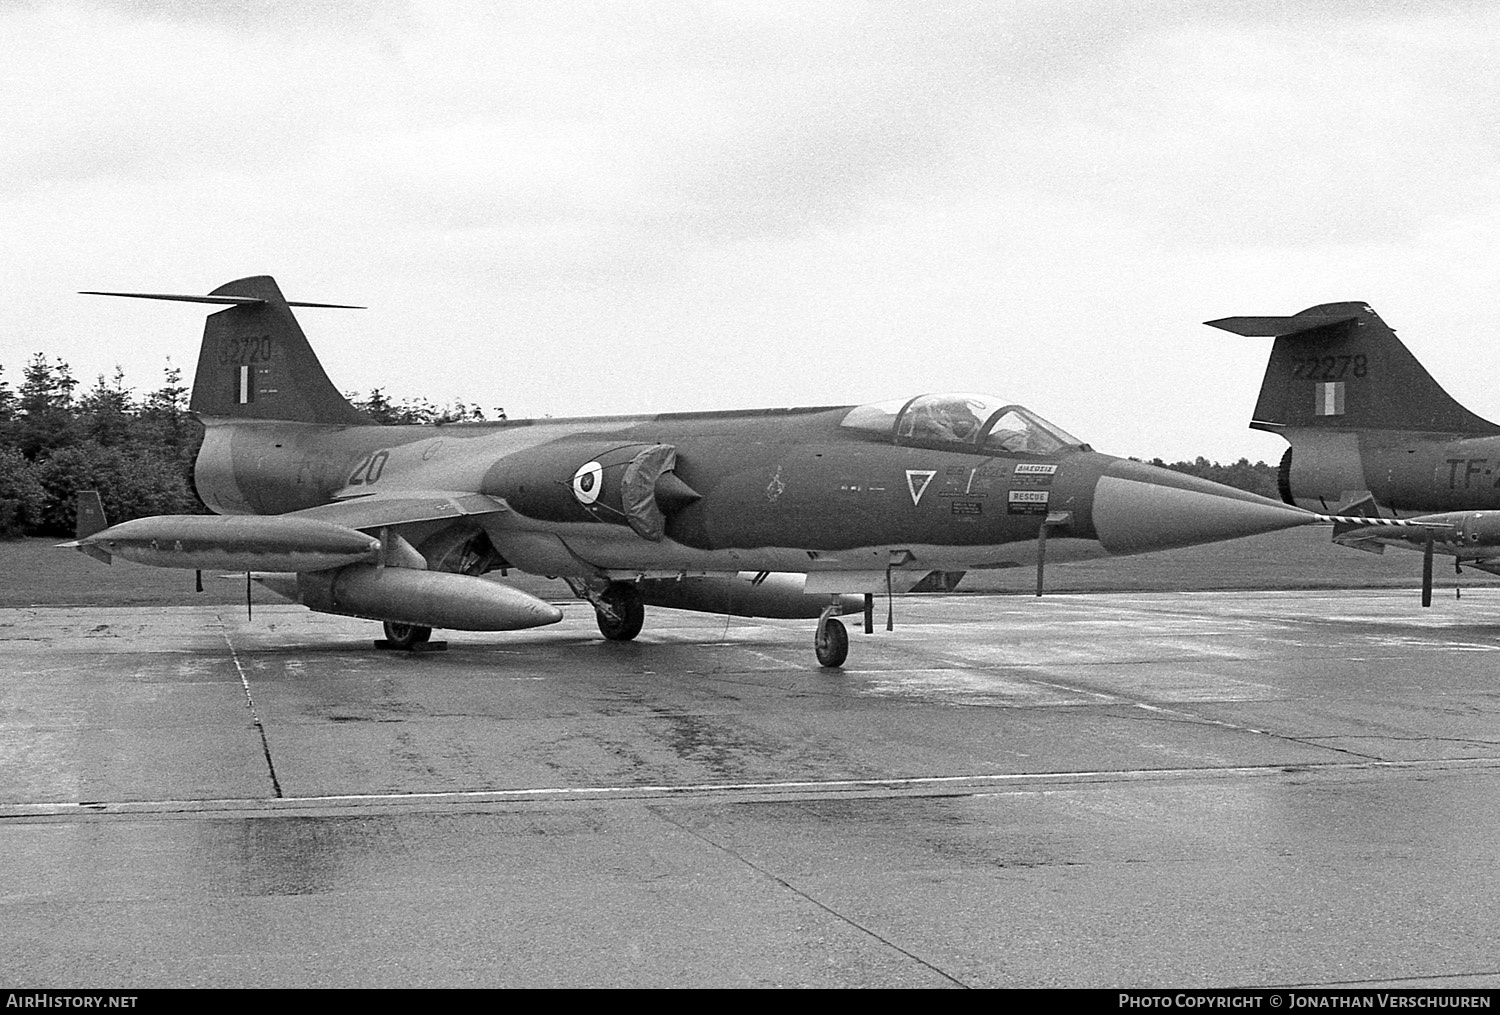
(4, 0, 1498, 463)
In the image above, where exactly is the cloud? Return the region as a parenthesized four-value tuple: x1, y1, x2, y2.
(980, 6, 1500, 247)
(5, 1, 1500, 461)
(0, 5, 387, 189)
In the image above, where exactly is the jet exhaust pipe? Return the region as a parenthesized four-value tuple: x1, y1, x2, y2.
(67, 514, 381, 572)
(290, 565, 564, 631)
(634, 572, 862, 619)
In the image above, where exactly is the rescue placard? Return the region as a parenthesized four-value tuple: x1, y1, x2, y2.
(1007, 489, 1051, 515)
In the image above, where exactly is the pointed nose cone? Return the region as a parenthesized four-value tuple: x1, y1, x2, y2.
(1092, 460, 1317, 556)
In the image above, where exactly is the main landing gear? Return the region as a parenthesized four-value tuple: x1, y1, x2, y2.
(376, 621, 444, 651)
(594, 582, 645, 642)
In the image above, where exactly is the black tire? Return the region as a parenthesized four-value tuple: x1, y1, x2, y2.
(383, 621, 433, 649)
(815, 617, 849, 668)
(596, 583, 645, 641)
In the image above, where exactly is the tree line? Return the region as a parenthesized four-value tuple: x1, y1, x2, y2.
(0, 356, 1279, 537)
(1139, 456, 1280, 501)
(0, 356, 496, 537)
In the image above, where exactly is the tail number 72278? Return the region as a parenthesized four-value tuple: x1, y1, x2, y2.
(1291, 355, 1367, 380)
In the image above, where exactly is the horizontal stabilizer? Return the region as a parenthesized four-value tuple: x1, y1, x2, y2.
(1211, 300, 1500, 434)
(1204, 313, 1359, 338)
(81, 290, 364, 309)
(85, 276, 373, 424)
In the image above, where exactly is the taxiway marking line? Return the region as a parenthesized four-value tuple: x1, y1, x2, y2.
(5, 756, 1500, 820)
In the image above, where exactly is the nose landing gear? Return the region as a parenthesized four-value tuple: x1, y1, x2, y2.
(814, 605, 848, 668)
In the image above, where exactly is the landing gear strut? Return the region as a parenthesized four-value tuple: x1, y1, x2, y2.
(814, 606, 849, 668)
(595, 582, 645, 641)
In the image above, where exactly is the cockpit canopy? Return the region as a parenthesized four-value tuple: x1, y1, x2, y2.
(840, 393, 1087, 454)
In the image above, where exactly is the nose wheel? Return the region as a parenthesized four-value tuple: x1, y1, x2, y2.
(814, 611, 848, 668)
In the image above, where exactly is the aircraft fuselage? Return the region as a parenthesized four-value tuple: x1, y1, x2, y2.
(72, 275, 1326, 665)
(1268, 425, 1500, 515)
(195, 406, 1296, 581)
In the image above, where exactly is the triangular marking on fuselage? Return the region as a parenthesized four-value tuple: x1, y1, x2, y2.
(906, 470, 937, 506)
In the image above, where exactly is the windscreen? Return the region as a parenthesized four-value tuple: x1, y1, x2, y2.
(840, 393, 1085, 454)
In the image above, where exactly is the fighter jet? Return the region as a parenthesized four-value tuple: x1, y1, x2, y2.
(66, 275, 1321, 666)
(1208, 302, 1500, 604)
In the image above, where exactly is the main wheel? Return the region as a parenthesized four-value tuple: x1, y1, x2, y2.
(595, 583, 644, 641)
(383, 621, 433, 649)
(814, 617, 849, 668)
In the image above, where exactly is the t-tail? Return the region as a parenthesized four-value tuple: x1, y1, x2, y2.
(1206, 302, 1500, 436)
(82, 275, 371, 425)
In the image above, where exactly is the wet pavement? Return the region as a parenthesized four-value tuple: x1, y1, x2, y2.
(4, 591, 1500, 987)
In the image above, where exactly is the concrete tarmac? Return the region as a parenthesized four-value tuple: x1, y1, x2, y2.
(4, 590, 1500, 988)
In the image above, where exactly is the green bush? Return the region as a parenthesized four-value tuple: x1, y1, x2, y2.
(0, 447, 45, 538)
(33, 442, 199, 537)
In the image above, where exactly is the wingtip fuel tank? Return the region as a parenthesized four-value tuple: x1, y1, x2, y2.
(69, 515, 382, 572)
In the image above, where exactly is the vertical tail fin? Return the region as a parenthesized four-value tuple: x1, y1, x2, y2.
(75, 490, 107, 539)
(64, 490, 111, 563)
(1206, 302, 1500, 435)
(83, 276, 371, 425)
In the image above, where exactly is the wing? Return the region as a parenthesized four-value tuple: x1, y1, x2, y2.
(62, 491, 512, 572)
(285, 491, 509, 530)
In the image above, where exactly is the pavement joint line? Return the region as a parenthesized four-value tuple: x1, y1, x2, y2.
(6, 756, 1500, 819)
(216, 611, 284, 799)
(646, 804, 972, 988)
